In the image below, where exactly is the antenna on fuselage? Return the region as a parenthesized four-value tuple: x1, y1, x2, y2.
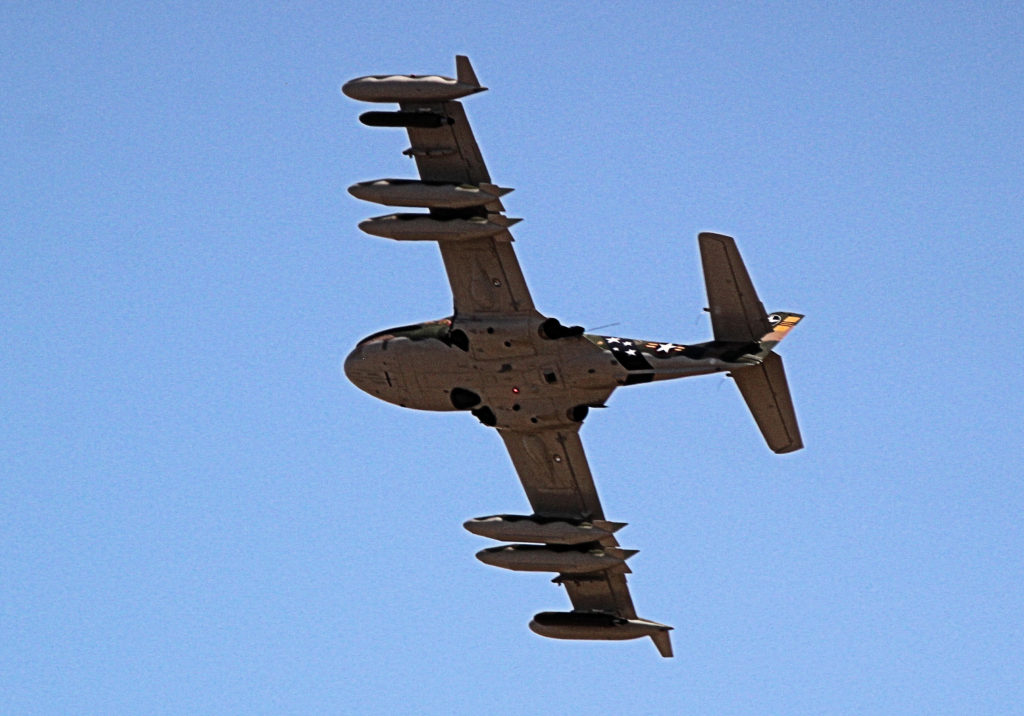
(693, 310, 707, 329)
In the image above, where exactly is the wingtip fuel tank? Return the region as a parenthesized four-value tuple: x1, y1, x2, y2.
(342, 55, 485, 104)
(529, 611, 673, 656)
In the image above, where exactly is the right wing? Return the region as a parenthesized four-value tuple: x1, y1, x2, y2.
(498, 425, 638, 622)
(498, 425, 673, 656)
(497, 426, 608, 521)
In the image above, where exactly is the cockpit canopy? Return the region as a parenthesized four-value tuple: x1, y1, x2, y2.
(356, 318, 454, 346)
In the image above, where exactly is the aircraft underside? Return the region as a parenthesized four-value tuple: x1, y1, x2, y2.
(344, 315, 751, 430)
(342, 55, 804, 657)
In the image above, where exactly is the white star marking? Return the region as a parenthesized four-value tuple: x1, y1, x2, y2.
(626, 349, 637, 356)
(657, 343, 677, 353)
(606, 337, 621, 344)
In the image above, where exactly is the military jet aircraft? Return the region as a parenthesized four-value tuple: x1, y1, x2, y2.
(343, 56, 803, 657)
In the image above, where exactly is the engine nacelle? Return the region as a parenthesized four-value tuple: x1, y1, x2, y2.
(358, 213, 520, 242)
(529, 611, 673, 643)
(348, 180, 511, 210)
(475, 544, 635, 574)
(463, 514, 626, 545)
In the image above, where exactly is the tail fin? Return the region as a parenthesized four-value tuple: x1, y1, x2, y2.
(698, 233, 804, 453)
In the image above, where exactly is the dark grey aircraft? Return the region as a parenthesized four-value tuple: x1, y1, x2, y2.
(343, 57, 803, 657)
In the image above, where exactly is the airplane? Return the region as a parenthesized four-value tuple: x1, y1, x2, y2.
(342, 56, 803, 658)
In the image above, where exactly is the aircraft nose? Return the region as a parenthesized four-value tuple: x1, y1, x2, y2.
(344, 339, 393, 397)
(343, 343, 369, 387)
(342, 344, 362, 383)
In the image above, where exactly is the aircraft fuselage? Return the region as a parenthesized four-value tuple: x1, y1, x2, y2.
(344, 314, 759, 430)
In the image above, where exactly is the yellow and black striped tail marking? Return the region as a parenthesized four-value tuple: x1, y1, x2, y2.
(760, 312, 804, 344)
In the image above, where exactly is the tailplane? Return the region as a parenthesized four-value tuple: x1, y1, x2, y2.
(699, 232, 769, 342)
(731, 353, 803, 453)
(698, 233, 804, 453)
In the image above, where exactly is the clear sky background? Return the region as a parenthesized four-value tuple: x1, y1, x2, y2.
(3, 2, 1022, 714)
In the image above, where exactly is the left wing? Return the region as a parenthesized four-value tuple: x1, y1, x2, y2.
(498, 426, 673, 657)
(347, 56, 538, 319)
(404, 100, 537, 318)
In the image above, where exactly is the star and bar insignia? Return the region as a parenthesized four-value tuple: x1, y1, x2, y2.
(598, 337, 688, 370)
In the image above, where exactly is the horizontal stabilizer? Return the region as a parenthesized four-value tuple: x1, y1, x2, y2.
(699, 232, 770, 342)
(731, 352, 803, 453)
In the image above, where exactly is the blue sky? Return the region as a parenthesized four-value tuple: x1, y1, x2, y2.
(3, 2, 1022, 714)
